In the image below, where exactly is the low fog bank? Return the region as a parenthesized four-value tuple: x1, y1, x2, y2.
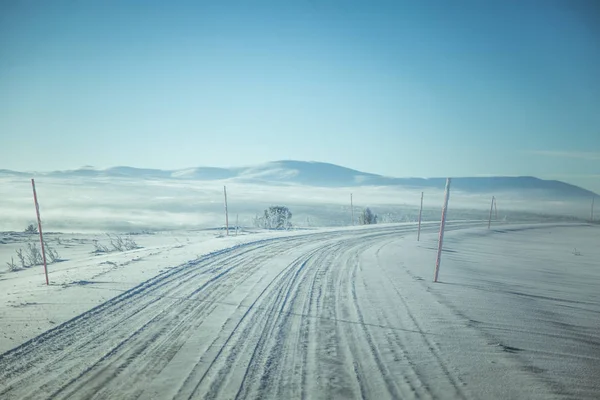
(0, 177, 593, 232)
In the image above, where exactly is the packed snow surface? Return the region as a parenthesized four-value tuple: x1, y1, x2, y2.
(0, 222, 598, 399)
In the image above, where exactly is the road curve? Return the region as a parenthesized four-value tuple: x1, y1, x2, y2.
(1, 223, 481, 400)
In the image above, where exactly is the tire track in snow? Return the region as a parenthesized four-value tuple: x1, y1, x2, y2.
(52, 250, 268, 399)
(188, 242, 338, 399)
(61, 237, 326, 400)
(0, 237, 314, 399)
(235, 241, 346, 400)
(49, 245, 275, 399)
(185, 230, 416, 399)
(309, 239, 373, 398)
(348, 245, 406, 399)
(208, 229, 428, 399)
(372, 243, 468, 399)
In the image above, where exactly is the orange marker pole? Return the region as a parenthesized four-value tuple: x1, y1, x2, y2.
(434, 178, 451, 283)
(224, 186, 229, 236)
(31, 179, 49, 285)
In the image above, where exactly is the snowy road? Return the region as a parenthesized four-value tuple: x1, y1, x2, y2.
(0, 223, 593, 399)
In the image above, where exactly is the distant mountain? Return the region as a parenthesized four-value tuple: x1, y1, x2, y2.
(1, 160, 596, 199)
(0, 169, 29, 177)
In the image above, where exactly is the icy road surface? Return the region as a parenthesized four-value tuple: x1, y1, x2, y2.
(1, 223, 598, 399)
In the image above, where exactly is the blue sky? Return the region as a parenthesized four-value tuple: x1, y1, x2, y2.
(1, 1, 599, 191)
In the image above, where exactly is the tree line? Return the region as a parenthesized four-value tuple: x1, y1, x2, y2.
(254, 206, 377, 229)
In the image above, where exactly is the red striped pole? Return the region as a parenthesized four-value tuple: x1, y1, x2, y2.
(434, 178, 451, 282)
(31, 179, 49, 285)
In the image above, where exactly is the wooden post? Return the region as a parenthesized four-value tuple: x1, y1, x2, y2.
(434, 178, 451, 283)
(488, 196, 495, 229)
(235, 214, 239, 236)
(351, 193, 354, 226)
(417, 191, 424, 241)
(224, 186, 229, 236)
(31, 179, 49, 285)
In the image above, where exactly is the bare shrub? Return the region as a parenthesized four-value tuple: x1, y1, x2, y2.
(26, 242, 43, 266)
(6, 257, 19, 272)
(93, 235, 139, 254)
(93, 240, 110, 253)
(16, 249, 26, 268)
(123, 236, 139, 251)
(7, 242, 61, 271)
(108, 234, 125, 252)
(44, 243, 61, 263)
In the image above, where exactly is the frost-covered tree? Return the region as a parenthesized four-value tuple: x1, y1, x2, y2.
(262, 206, 293, 230)
(24, 224, 38, 234)
(359, 207, 377, 225)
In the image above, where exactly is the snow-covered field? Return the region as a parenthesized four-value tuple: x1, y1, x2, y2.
(1, 222, 598, 399)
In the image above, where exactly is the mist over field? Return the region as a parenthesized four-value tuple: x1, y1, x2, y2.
(0, 161, 595, 232)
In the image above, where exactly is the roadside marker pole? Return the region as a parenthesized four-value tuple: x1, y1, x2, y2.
(434, 178, 451, 283)
(31, 179, 49, 285)
(351, 193, 354, 226)
(417, 191, 424, 241)
(235, 214, 239, 236)
(487, 196, 495, 229)
(224, 186, 229, 236)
